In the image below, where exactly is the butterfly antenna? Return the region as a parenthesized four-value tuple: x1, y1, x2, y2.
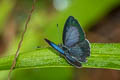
(57, 24, 61, 43)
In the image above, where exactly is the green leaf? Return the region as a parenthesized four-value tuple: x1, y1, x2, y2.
(0, 43, 120, 70)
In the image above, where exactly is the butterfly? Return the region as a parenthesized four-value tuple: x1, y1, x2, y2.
(44, 16, 90, 68)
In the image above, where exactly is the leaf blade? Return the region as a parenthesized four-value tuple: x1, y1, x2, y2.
(0, 43, 120, 70)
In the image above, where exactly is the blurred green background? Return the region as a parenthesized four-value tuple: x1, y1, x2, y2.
(0, 0, 120, 80)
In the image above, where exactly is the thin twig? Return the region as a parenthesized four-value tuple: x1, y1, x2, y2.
(8, 0, 36, 80)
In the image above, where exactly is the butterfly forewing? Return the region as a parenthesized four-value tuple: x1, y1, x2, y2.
(63, 16, 85, 47)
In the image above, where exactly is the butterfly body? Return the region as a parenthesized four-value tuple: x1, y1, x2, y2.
(45, 16, 90, 68)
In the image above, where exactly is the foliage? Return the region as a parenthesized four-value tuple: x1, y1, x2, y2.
(0, 43, 120, 70)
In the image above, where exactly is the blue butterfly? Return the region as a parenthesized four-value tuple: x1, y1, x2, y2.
(44, 16, 90, 68)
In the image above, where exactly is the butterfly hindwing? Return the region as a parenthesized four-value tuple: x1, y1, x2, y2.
(65, 53, 82, 68)
(69, 39, 90, 62)
(63, 16, 85, 47)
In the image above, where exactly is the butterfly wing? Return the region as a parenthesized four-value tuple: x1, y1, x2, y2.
(63, 16, 90, 62)
(69, 39, 90, 62)
(65, 53, 82, 68)
(44, 38, 65, 55)
(63, 16, 85, 47)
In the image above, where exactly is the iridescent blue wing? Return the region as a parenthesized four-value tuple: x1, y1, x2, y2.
(44, 38, 65, 55)
(63, 16, 85, 47)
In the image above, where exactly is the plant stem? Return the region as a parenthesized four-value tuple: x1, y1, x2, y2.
(8, 0, 36, 80)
